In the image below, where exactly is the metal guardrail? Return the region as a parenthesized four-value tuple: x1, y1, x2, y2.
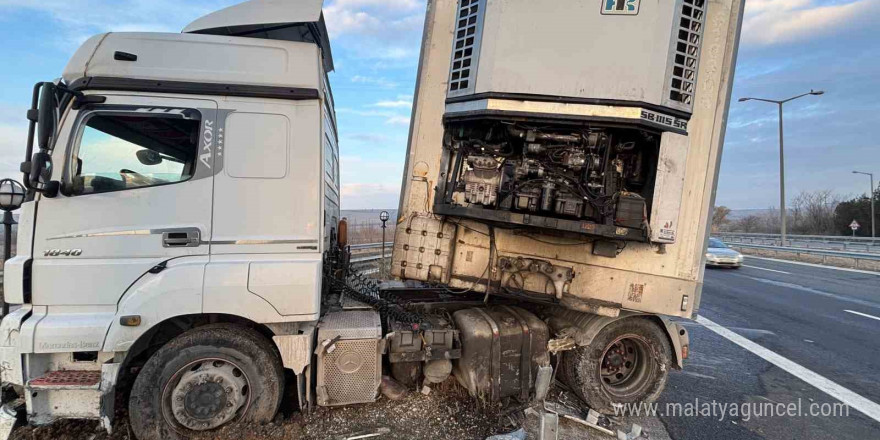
(725, 242, 880, 261)
(349, 242, 393, 251)
(349, 242, 391, 267)
(716, 232, 880, 243)
(351, 254, 383, 264)
(717, 233, 880, 254)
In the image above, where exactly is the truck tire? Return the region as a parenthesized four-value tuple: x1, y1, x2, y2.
(129, 324, 284, 440)
(561, 317, 671, 415)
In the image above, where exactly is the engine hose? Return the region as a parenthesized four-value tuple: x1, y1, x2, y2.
(326, 272, 427, 326)
(346, 270, 423, 313)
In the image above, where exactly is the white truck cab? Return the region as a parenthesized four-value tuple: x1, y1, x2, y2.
(1, 1, 340, 437)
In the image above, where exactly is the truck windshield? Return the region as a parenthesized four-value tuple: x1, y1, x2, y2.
(71, 111, 200, 195)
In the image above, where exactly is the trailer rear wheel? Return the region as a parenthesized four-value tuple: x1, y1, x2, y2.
(561, 318, 671, 415)
(129, 325, 284, 440)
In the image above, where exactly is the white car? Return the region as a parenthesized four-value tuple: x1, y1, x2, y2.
(705, 238, 743, 268)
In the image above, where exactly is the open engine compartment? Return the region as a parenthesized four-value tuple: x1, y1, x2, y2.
(434, 118, 662, 242)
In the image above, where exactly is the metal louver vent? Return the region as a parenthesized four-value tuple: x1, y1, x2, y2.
(316, 310, 382, 407)
(668, 0, 706, 108)
(448, 0, 484, 95)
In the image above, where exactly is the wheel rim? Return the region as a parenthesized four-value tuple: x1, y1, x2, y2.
(161, 358, 252, 433)
(599, 335, 654, 398)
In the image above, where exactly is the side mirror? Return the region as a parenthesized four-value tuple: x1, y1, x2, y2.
(37, 83, 58, 151)
(29, 152, 59, 197)
(136, 149, 163, 166)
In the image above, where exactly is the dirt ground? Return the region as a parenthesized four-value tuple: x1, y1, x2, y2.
(10, 381, 647, 440)
(12, 379, 501, 440)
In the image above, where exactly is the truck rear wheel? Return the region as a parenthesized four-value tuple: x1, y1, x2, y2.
(561, 317, 671, 415)
(129, 325, 284, 440)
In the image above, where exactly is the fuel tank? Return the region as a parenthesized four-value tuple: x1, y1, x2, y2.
(452, 306, 550, 401)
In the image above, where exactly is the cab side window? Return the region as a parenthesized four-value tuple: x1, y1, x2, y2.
(69, 110, 201, 195)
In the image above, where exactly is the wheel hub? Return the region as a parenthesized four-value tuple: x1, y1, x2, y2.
(184, 382, 227, 420)
(169, 360, 249, 431)
(600, 339, 640, 387)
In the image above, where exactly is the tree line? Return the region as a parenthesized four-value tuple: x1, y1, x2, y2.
(712, 188, 879, 236)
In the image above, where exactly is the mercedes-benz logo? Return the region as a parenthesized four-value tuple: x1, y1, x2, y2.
(336, 351, 364, 374)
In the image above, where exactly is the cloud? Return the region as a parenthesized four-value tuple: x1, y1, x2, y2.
(742, 0, 880, 46)
(0, 106, 28, 182)
(350, 75, 399, 89)
(337, 108, 393, 118)
(0, 124, 25, 181)
(341, 183, 400, 209)
(385, 115, 411, 126)
(337, 107, 410, 126)
(323, 0, 425, 64)
(0, 0, 228, 34)
(329, 0, 421, 9)
(372, 99, 412, 108)
(323, 0, 423, 38)
(368, 46, 421, 61)
(346, 133, 392, 143)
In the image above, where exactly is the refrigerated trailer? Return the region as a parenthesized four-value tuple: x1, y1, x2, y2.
(392, 0, 744, 411)
(0, 0, 745, 439)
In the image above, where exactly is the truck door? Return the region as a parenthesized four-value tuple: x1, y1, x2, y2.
(29, 95, 217, 353)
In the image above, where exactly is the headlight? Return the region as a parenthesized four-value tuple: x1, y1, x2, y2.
(736, 254, 744, 262)
(705, 253, 716, 260)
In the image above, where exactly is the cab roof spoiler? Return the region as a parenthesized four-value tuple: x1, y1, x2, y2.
(183, 0, 334, 72)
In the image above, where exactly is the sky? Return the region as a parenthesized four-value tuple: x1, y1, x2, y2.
(0, 0, 878, 210)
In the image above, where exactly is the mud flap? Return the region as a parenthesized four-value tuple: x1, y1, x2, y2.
(100, 362, 122, 434)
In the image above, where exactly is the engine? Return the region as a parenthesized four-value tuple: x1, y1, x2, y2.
(435, 120, 661, 242)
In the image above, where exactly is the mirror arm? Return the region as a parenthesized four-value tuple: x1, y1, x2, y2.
(21, 82, 45, 191)
(25, 81, 68, 198)
(21, 82, 90, 199)
(55, 84, 83, 99)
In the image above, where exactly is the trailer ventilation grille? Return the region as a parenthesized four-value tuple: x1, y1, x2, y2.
(668, 0, 706, 109)
(448, 0, 483, 95)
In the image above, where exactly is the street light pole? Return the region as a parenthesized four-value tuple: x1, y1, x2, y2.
(853, 171, 875, 238)
(778, 102, 785, 244)
(2, 211, 15, 264)
(379, 211, 390, 278)
(739, 90, 824, 245)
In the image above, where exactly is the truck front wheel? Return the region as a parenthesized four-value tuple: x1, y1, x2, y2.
(129, 325, 284, 440)
(561, 317, 672, 415)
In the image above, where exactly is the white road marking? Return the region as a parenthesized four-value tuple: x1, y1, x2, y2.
(844, 310, 880, 322)
(696, 315, 880, 423)
(742, 264, 790, 274)
(744, 256, 880, 276)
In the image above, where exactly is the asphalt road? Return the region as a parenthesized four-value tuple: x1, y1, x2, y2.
(654, 258, 880, 440)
